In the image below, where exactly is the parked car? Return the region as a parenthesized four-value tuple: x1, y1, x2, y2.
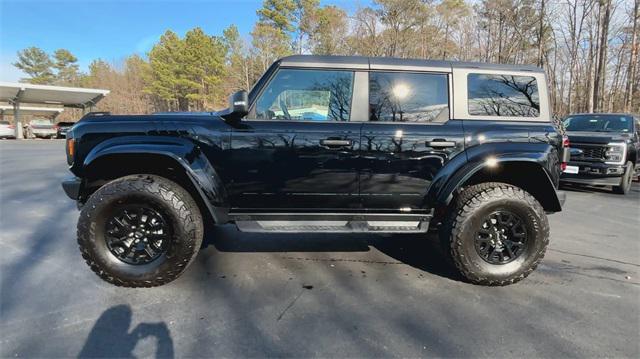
(25, 119, 57, 139)
(0, 120, 15, 139)
(56, 121, 75, 138)
(561, 113, 639, 194)
(62, 55, 567, 288)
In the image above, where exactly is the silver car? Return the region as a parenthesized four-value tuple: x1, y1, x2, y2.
(25, 119, 57, 139)
(0, 120, 15, 139)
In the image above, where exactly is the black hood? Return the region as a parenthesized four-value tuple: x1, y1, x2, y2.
(566, 131, 632, 144)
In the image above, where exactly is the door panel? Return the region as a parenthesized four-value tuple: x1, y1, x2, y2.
(360, 121, 464, 209)
(361, 71, 463, 210)
(228, 68, 361, 210)
(228, 121, 361, 209)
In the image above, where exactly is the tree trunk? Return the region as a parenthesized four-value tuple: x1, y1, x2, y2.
(593, 0, 611, 112)
(625, 0, 639, 112)
(537, 0, 546, 67)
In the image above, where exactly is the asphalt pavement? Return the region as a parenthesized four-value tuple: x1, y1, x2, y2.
(1, 140, 639, 358)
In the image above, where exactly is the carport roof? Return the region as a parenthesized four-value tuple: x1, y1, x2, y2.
(0, 81, 109, 108)
(0, 104, 64, 117)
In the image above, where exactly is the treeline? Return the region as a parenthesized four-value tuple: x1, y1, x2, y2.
(13, 0, 640, 119)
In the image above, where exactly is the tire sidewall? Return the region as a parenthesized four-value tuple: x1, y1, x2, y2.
(454, 194, 548, 281)
(79, 177, 199, 284)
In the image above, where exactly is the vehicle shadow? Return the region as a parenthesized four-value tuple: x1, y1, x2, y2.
(78, 305, 174, 358)
(202, 225, 462, 282)
(559, 182, 616, 194)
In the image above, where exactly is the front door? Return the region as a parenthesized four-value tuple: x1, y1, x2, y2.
(228, 68, 361, 210)
(360, 71, 465, 210)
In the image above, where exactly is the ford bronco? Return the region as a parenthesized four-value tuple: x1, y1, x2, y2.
(62, 55, 567, 287)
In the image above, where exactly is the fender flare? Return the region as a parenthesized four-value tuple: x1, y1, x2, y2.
(83, 136, 228, 223)
(425, 142, 563, 212)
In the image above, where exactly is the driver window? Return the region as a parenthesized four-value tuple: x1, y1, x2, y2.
(254, 69, 354, 121)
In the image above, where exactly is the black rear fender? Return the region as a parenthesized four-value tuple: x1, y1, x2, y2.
(82, 136, 228, 223)
(426, 142, 563, 213)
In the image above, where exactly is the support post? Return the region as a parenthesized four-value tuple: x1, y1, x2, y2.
(12, 88, 25, 140)
(13, 101, 23, 140)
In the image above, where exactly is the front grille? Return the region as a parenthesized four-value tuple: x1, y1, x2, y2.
(571, 143, 606, 161)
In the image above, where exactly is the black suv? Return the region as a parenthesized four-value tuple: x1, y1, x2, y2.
(561, 113, 639, 194)
(62, 55, 567, 287)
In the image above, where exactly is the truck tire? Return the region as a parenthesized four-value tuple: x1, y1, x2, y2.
(612, 162, 633, 195)
(441, 182, 549, 286)
(77, 174, 203, 287)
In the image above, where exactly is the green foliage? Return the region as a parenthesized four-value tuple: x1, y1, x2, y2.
(145, 28, 227, 111)
(309, 6, 348, 55)
(53, 49, 80, 84)
(13, 47, 55, 84)
(257, 0, 297, 32)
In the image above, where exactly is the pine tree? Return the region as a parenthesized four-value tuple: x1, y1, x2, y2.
(13, 47, 55, 84)
(53, 49, 80, 85)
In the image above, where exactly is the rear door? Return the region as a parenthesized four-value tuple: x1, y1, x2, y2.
(228, 68, 362, 210)
(360, 71, 464, 210)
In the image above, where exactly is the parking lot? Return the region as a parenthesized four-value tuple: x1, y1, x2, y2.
(0, 140, 638, 357)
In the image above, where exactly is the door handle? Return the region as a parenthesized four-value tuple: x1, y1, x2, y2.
(320, 139, 352, 148)
(427, 139, 456, 148)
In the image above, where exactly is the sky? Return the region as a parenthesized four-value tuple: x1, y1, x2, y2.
(0, 0, 368, 82)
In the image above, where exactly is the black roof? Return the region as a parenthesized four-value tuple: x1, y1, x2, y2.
(278, 55, 543, 73)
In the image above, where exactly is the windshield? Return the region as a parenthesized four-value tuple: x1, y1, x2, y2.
(563, 114, 633, 133)
(31, 120, 51, 125)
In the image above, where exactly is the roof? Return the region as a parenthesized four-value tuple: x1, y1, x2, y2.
(0, 82, 109, 108)
(278, 55, 543, 73)
(0, 104, 63, 117)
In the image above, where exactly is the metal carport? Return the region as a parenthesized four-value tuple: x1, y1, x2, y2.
(0, 82, 109, 139)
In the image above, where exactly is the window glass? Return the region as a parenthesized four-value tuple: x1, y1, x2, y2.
(468, 74, 540, 117)
(255, 69, 354, 121)
(369, 72, 449, 122)
(563, 114, 633, 133)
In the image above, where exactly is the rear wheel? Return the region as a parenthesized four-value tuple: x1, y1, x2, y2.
(441, 182, 549, 286)
(77, 174, 203, 287)
(612, 162, 633, 195)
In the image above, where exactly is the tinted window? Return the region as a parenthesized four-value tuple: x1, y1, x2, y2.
(468, 74, 540, 117)
(369, 72, 449, 122)
(563, 114, 634, 133)
(255, 69, 354, 121)
(0, 121, 10, 125)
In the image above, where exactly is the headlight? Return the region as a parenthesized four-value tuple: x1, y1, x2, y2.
(605, 142, 626, 165)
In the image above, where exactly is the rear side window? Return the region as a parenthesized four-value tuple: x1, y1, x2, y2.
(254, 69, 354, 121)
(369, 72, 449, 122)
(468, 74, 540, 117)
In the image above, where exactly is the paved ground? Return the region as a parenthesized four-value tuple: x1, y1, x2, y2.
(1, 140, 639, 358)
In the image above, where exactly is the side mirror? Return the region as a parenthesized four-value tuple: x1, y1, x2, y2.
(221, 90, 248, 122)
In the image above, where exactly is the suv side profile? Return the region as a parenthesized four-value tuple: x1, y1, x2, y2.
(62, 55, 567, 287)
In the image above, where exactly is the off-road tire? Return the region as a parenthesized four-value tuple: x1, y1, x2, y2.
(77, 174, 203, 287)
(612, 162, 633, 195)
(441, 182, 549, 286)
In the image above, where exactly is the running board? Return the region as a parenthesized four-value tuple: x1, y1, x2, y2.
(229, 212, 432, 233)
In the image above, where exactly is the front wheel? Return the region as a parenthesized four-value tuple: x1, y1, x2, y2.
(441, 182, 549, 286)
(77, 174, 203, 287)
(612, 162, 634, 195)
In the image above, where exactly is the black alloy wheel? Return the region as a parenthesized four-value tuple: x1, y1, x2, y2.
(105, 205, 171, 265)
(475, 210, 527, 265)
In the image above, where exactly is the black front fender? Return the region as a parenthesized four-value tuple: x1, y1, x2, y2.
(82, 136, 228, 222)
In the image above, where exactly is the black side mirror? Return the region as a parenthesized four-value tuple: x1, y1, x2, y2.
(221, 90, 248, 122)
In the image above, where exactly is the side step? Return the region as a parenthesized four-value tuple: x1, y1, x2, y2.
(228, 212, 432, 233)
